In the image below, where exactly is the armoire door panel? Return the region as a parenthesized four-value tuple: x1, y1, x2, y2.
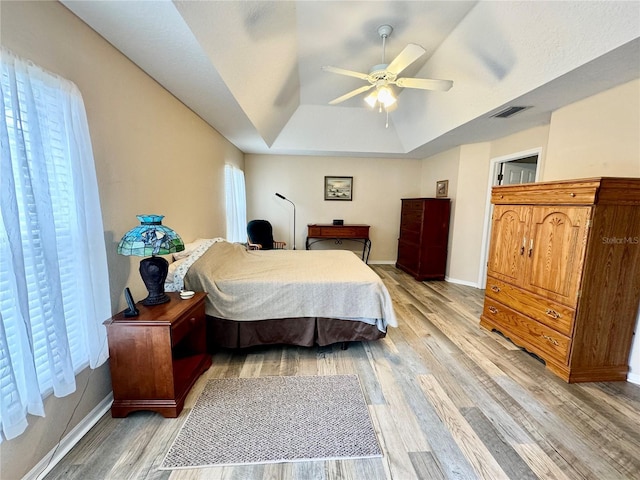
(486, 205, 530, 285)
(523, 206, 591, 305)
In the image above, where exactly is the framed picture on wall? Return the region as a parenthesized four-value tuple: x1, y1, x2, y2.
(325, 176, 353, 201)
(436, 179, 449, 198)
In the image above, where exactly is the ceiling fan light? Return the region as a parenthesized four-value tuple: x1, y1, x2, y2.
(364, 91, 378, 108)
(377, 86, 396, 108)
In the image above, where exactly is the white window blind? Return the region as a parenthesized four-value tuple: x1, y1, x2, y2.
(224, 164, 247, 243)
(0, 48, 111, 442)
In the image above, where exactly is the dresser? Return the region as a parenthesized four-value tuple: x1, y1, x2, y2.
(105, 292, 211, 417)
(396, 198, 451, 280)
(480, 177, 640, 382)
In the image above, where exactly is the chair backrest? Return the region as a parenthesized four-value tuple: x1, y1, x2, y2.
(247, 219, 274, 250)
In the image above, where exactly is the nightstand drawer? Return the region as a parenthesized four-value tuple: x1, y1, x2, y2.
(172, 301, 205, 347)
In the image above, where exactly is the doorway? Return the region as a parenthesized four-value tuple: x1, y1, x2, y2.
(495, 155, 538, 185)
(478, 149, 541, 288)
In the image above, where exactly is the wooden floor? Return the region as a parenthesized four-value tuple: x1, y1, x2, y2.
(45, 265, 640, 480)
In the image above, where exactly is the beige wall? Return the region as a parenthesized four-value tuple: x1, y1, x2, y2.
(245, 154, 421, 261)
(490, 124, 550, 167)
(447, 143, 492, 284)
(543, 79, 640, 180)
(418, 125, 550, 285)
(419, 147, 461, 198)
(0, 2, 242, 479)
(419, 147, 461, 275)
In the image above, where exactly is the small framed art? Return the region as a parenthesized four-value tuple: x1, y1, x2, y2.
(324, 176, 353, 201)
(436, 180, 449, 198)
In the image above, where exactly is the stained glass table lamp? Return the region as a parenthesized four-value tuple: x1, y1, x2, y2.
(117, 214, 185, 305)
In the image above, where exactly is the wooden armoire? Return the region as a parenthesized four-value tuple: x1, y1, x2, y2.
(396, 198, 451, 281)
(480, 177, 640, 382)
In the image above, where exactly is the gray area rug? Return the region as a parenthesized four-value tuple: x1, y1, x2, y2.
(160, 375, 382, 469)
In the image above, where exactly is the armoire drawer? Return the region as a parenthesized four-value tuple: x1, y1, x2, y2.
(482, 298, 571, 365)
(401, 210, 423, 226)
(396, 241, 419, 272)
(402, 199, 425, 211)
(485, 277, 575, 336)
(399, 228, 420, 245)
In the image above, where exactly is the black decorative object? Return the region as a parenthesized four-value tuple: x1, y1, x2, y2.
(123, 288, 139, 317)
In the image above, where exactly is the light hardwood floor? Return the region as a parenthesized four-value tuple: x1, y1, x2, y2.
(45, 265, 640, 480)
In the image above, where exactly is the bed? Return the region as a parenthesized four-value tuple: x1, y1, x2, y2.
(165, 238, 397, 349)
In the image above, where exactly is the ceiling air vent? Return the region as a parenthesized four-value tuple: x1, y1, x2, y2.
(491, 106, 531, 118)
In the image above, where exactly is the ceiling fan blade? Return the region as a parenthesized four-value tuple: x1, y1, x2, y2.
(386, 43, 426, 76)
(395, 77, 453, 91)
(328, 85, 374, 105)
(322, 65, 370, 81)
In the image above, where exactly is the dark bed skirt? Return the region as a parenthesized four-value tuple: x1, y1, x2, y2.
(206, 315, 386, 350)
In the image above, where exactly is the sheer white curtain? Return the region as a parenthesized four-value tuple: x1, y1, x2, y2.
(0, 49, 111, 442)
(224, 164, 247, 243)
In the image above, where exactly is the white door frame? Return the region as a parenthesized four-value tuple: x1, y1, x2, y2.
(477, 148, 542, 288)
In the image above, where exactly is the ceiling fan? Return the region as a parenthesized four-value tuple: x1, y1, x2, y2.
(322, 25, 453, 112)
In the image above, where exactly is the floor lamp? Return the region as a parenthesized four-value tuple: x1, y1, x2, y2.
(275, 192, 296, 249)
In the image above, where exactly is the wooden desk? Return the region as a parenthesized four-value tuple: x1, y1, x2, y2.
(306, 224, 371, 262)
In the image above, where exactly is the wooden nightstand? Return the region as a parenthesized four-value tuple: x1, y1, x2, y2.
(105, 292, 211, 418)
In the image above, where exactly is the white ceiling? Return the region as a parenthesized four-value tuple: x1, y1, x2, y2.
(61, 1, 640, 159)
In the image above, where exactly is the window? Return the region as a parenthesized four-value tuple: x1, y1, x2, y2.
(0, 49, 111, 442)
(224, 164, 247, 243)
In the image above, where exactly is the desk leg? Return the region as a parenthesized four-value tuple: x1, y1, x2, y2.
(363, 239, 371, 263)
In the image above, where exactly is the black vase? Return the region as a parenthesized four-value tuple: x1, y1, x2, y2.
(139, 255, 170, 305)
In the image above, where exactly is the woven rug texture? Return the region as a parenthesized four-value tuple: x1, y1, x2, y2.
(160, 374, 381, 469)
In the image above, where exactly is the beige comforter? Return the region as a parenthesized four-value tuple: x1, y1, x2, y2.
(183, 241, 397, 332)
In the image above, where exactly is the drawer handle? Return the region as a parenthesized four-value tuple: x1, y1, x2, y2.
(490, 285, 500, 293)
(545, 309, 561, 319)
(542, 334, 559, 346)
(570, 193, 576, 197)
(528, 239, 534, 257)
(520, 237, 526, 256)
(488, 306, 498, 314)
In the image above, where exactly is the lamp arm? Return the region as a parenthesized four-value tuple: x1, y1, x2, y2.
(275, 193, 296, 250)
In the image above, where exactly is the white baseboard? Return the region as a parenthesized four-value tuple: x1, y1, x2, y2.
(25, 393, 113, 480)
(627, 372, 640, 385)
(368, 260, 396, 265)
(444, 276, 481, 289)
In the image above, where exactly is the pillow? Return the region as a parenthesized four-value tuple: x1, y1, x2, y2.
(173, 238, 211, 261)
(166, 257, 187, 284)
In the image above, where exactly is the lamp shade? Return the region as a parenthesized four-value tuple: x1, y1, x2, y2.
(117, 214, 184, 256)
(364, 85, 397, 110)
(117, 215, 184, 306)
